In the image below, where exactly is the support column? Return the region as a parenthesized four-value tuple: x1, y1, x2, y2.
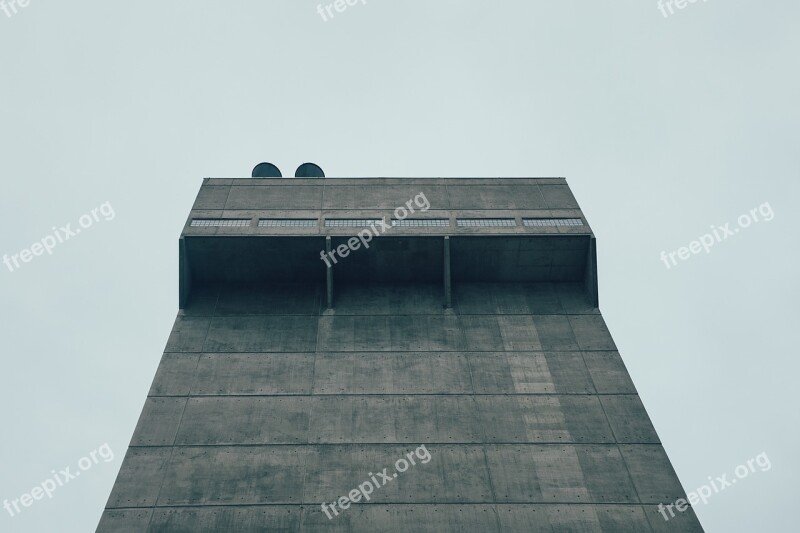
(585, 236, 598, 308)
(326, 236, 334, 309)
(179, 237, 191, 309)
(443, 236, 452, 308)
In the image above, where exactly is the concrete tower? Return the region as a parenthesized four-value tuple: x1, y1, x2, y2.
(97, 175, 703, 532)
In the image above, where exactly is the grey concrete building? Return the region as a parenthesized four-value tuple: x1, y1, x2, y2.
(97, 177, 704, 532)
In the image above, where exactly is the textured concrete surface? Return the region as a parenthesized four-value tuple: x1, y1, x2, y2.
(97, 178, 703, 532)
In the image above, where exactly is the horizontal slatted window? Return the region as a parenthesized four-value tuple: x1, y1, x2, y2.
(324, 219, 384, 227)
(391, 219, 450, 227)
(523, 218, 584, 227)
(190, 219, 250, 227)
(259, 219, 318, 227)
(457, 218, 516, 227)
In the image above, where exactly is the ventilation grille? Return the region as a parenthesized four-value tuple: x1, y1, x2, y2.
(190, 219, 250, 227)
(457, 218, 517, 227)
(324, 219, 384, 227)
(259, 219, 318, 227)
(523, 218, 584, 227)
(392, 219, 450, 227)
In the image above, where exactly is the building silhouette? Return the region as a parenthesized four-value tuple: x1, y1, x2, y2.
(97, 174, 703, 532)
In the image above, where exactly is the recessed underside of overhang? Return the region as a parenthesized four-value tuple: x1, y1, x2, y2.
(180, 235, 598, 310)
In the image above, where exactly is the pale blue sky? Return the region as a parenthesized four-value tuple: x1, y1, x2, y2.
(1, 1, 798, 531)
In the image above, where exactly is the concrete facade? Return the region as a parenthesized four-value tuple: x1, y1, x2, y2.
(98, 178, 703, 532)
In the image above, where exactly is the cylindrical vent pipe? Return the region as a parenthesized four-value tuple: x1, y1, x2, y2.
(295, 163, 325, 178)
(251, 162, 282, 178)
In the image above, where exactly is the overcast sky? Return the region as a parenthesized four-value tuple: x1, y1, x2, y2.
(1, 1, 798, 531)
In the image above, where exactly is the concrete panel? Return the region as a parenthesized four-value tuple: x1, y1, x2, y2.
(516, 250, 555, 270)
(148, 354, 199, 396)
(204, 316, 318, 352)
(468, 352, 594, 394)
(176, 397, 311, 445)
(165, 316, 210, 353)
(302, 445, 493, 503)
(168, 395, 620, 445)
(180, 288, 219, 315)
(148, 507, 301, 533)
(600, 395, 660, 443)
(157, 446, 309, 505)
(301, 446, 378, 504)
(458, 315, 545, 351)
(317, 315, 467, 352)
(313, 353, 394, 394)
(177, 396, 520, 445)
(475, 396, 614, 443)
(446, 185, 547, 210)
(391, 396, 483, 443)
(496, 315, 544, 351)
(308, 397, 397, 444)
(214, 284, 321, 315)
(312, 353, 473, 394)
(95, 509, 153, 533)
(300, 505, 500, 533)
(455, 315, 506, 351)
(539, 184, 580, 209)
(185, 237, 326, 285)
(551, 249, 589, 281)
(105, 447, 172, 508)
(592, 506, 654, 532)
(557, 282, 600, 314)
(620, 445, 687, 504)
(395, 444, 495, 502)
(574, 446, 642, 503)
(322, 184, 450, 210)
(454, 283, 563, 315)
(102, 504, 700, 533)
(192, 185, 230, 210)
(389, 352, 473, 393)
(497, 504, 651, 532)
(533, 315, 579, 351)
(468, 352, 555, 393)
(331, 283, 443, 315)
(311, 396, 483, 444)
(486, 445, 638, 503)
(526, 353, 595, 393)
(452, 242, 549, 283)
(551, 236, 590, 251)
(130, 397, 186, 446)
(226, 185, 323, 210)
(568, 315, 618, 351)
(550, 263, 586, 282)
(582, 352, 637, 394)
(332, 238, 444, 284)
(192, 353, 314, 395)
